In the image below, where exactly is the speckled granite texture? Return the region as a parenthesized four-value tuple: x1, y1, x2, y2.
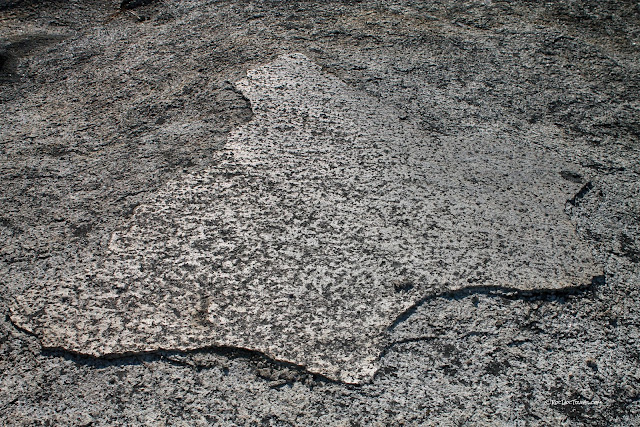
(9, 53, 600, 383)
(2, 0, 639, 423)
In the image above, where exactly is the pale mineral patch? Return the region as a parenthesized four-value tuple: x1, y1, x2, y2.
(10, 53, 602, 383)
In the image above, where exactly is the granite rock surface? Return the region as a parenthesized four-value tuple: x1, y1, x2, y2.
(9, 52, 600, 383)
(1, 0, 639, 424)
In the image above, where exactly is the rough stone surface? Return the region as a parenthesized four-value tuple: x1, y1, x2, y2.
(9, 52, 600, 383)
(1, 0, 639, 424)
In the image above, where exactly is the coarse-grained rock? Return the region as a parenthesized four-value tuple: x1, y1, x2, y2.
(1, 0, 638, 424)
(9, 53, 600, 383)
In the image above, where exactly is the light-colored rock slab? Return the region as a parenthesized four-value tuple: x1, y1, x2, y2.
(10, 53, 601, 383)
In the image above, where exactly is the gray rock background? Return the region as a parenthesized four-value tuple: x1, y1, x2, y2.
(1, 0, 638, 425)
